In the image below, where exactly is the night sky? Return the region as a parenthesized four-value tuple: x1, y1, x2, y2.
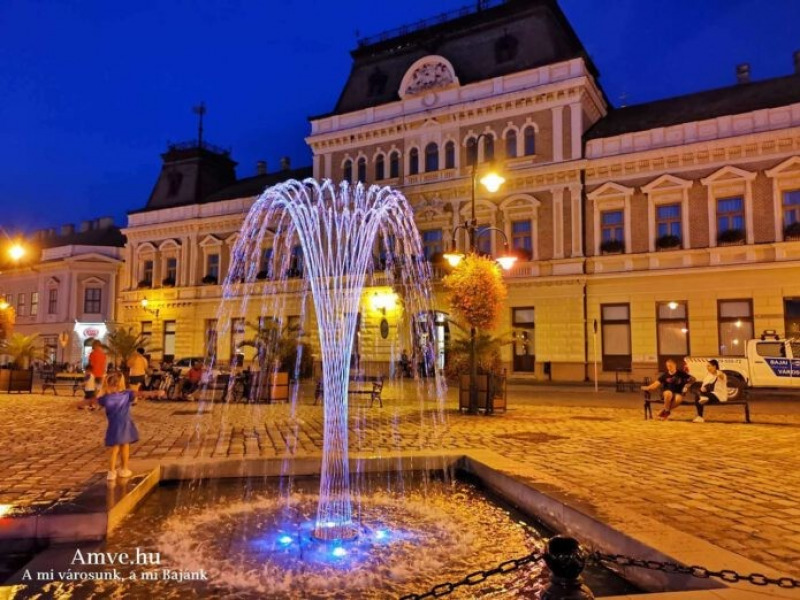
(1, 0, 799, 232)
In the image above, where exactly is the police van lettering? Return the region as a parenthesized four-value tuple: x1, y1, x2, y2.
(765, 358, 800, 377)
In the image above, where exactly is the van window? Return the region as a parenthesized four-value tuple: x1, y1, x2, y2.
(790, 342, 800, 358)
(755, 342, 784, 358)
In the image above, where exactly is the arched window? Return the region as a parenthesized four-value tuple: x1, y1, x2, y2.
(425, 143, 439, 172)
(505, 130, 517, 158)
(357, 157, 367, 182)
(524, 127, 536, 156)
(409, 148, 419, 175)
(483, 134, 495, 162)
(444, 141, 455, 169)
(343, 159, 353, 182)
(389, 151, 400, 178)
(466, 138, 478, 167)
(375, 154, 385, 180)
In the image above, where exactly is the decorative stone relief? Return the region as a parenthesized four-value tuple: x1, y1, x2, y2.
(399, 56, 459, 99)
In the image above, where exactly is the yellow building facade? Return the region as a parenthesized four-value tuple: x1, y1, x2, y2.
(118, 2, 800, 382)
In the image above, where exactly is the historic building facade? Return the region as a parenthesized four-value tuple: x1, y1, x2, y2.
(0, 219, 124, 366)
(118, 0, 800, 381)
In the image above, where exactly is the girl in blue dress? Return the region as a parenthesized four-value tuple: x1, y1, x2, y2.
(98, 371, 164, 481)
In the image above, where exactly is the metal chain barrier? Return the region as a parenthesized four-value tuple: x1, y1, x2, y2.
(591, 551, 800, 589)
(398, 551, 542, 600)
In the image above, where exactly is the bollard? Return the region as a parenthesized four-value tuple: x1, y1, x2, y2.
(541, 536, 595, 600)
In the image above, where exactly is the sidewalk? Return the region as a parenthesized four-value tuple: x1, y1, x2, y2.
(0, 383, 798, 578)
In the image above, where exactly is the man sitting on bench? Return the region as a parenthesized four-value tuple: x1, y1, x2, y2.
(641, 358, 692, 421)
(693, 359, 728, 423)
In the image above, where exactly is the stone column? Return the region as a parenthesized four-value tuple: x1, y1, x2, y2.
(552, 106, 564, 163)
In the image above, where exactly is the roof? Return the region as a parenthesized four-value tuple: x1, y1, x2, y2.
(129, 166, 314, 214)
(585, 74, 800, 140)
(325, 0, 595, 118)
(202, 167, 314, 203)
(39, 226, 126, 250)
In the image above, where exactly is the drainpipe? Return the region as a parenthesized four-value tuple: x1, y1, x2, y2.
(581, 163, 590, 383)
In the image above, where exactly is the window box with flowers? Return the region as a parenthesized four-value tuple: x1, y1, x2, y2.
(512, 247, 533, 262)
(717, 229, 745, 245)
(784, 222, 800, 241)
(137, 279, 152, 289)
(255, 270, 269, 280)
(161, 277, 176, 287)
(201, 274, 218, 285)
(655, 234, 681, 250)
(599, 239, 624, 255)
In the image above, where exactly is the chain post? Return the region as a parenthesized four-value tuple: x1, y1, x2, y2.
(542, 536, 595, 600)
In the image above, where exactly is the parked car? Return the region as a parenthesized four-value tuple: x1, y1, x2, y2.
(684, 331, 800, 399)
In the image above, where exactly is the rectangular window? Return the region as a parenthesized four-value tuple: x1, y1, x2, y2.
(785, 298, 800, 338)
(421, 229, 443, 261)
(48, 289, 58, 314)
(30, 292, 38, 316)
(141, 321, 153, 344)
(511, 220, 532, 255)
(512, 307, 535, 373)
(717, 196, 744, 233)
(656, 204, 682, 239)
(206, 253, 220, 279)
(205, 319, 218, 358)
(784, 189, 800, 227)
(165, 257, 177, 281)
(17, 293, 26, 317)
(83, 288, 102, 313)
(717, 299, 753, 356)
(230, 318, 246, 362)
(601, 210, 624, 242)
(656, 301, 689, 367)
(476, 224, 492, 256)
(259, 248, 273, 277)
(142, 260, 154, 283)
(289, 245, 303, 278)
(162, 320, 176, 358)
(601, 303, 632, 371)
(5, 293, 12, 305)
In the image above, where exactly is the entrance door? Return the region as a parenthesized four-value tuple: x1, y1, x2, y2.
(512, 307, 535, 372)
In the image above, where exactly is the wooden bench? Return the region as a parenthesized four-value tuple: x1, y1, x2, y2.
(643, 389, 751, 423)
(315, 375, 385, 408)
(41, 372, 83, 396)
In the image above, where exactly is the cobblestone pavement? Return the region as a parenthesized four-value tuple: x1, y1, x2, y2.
(1, 382, 799, 578)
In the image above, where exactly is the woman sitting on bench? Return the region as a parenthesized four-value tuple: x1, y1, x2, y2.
(641, 358, 692, 421)
(693, 360, 728, 423)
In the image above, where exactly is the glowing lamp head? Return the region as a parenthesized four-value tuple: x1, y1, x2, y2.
(375, 530, 388, 540)
(443, 252, 464, 268)
(278, 535, 293, 545)
(479, 172, 505, 193)
(668, 301, 679, 310)
(0, 301, 8, 311)
(141, 298, 149, 308)
(8, 244, 25, 262)
(332, 547, 347, 557)
(496, 255, 517, 271)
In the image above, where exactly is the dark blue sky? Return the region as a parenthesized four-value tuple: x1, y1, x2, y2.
(1, 0, 798, 232)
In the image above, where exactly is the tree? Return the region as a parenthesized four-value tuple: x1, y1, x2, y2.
(0, 333, 45, 369)
(442, 254, 507, 331)
(104, 327, 159, 368)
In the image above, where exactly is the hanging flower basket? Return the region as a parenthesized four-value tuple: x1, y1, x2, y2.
(599, 239, 624, 254)
(655, 234, 681, 250)
(717, 229, 745, 245)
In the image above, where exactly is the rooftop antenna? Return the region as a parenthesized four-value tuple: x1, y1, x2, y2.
(192, 102, 206, 147)
(618, 91, 629, 108)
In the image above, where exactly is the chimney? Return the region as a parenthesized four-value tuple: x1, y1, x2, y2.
(256, 160, 267, 175)
(97, 216, 114, 229)
(736, 63, 750, 84)
(60, 224, 75, 236)
(79, 220, 92, 233)
(794, 50, 800, 75)
(280, 156, 291, 171)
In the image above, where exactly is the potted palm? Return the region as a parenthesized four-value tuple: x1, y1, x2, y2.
(0, 333, 42, 392)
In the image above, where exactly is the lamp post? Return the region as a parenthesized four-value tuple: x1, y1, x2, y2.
(443, 133, 517, 415)
(140, 297, 160, 319)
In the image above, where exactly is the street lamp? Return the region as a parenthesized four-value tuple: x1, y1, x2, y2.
(8, 244, 25, 262)
(140, 297, 160, 318)
(443, 132, 517, 415)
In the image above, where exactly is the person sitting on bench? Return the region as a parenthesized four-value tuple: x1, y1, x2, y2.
(182, 361, 204, 400)
(641, 358, 692, 421)
(693, 359, 728, 423)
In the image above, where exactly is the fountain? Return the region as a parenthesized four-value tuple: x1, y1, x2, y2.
(219, 178, 443, 542)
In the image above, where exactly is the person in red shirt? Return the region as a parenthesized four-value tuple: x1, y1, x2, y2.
(81, 340, 108, 410)
(181, 361, 204, 400)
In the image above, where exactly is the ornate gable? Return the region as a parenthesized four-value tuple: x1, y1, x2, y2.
(399, 56, 459, 99)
